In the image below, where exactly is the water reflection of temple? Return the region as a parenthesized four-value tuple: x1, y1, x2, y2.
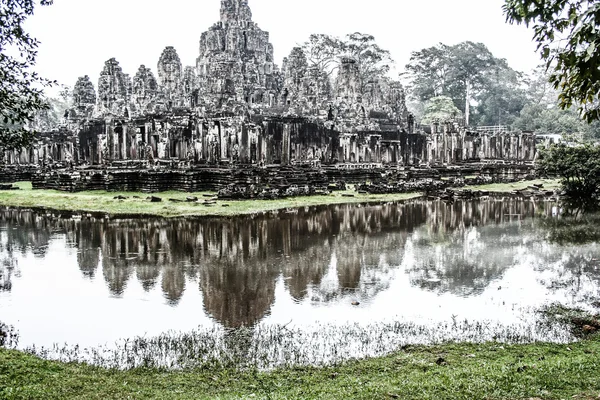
(405, 199, 555, 296)
(0, 199, 575, 327)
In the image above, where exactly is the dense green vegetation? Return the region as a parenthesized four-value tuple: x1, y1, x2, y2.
(404, 41, 600, 140)
(537, 144, 600, 209)
(0, 0, 55, 154)
(504, 0, 600, 123)
(1, 336, 599, 399)
(0, 179, 559, 218)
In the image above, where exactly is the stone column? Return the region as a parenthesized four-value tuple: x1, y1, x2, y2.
(281, 124, 291, 165)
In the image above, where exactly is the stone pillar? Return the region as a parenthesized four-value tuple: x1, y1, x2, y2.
(281, 124, 291, 165)
(122, 124, 128, 160)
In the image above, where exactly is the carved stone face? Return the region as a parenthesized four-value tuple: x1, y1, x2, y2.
(158, 47, 183, 91)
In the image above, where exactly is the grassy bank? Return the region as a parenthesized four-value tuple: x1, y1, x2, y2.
(0, 179, 560, 218)
(1, 337, 599, 399)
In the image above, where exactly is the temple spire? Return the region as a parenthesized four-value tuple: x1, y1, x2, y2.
(220, 0, 253, 24)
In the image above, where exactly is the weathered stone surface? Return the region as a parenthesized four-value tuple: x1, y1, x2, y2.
(281, 48, 308, 111)
(336, 56, 361, 104)
(181, 66, 199, 108)
(196, 0, 278, 110)
(157, 47, 183, 108)
(131, 65, 158, 115)
(71, 75, 97, 119)
(96, 58, 129, 117)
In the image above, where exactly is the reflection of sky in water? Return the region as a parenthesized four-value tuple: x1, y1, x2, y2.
(0, 199, 598, 351)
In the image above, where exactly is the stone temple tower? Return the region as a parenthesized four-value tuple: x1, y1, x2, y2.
(220, 0, 253, 25)
(336, 56, 361, 103)
(196, 0, 277, 109)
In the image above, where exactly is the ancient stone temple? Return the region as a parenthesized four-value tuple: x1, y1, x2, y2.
(4, 0, 537, 192)
(131, 65, 158, 116)
(157, 47, 184, 108)
(196, 0, 279, 110)
(96, 58, 130, 118)
(71, 76, 97, 119)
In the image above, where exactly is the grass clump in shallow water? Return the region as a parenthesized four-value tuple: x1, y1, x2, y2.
(27, 318, 574, 371)
(2, 306, 599, 399)
(540, 303, 600, 338)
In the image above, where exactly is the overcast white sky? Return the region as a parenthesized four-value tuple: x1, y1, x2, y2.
(25, 0, 542, 93)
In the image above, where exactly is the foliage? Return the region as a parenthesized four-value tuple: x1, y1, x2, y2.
(301, 34, 345, 78)
(0, 0, 55, 154)
(421, 96, 462, 125)
(473, 63, 527, 127)
(403, 44, 452, 101)
(539, 213, 600, 244)
(512, 68, 600, 139)
(515, 103, 596, 137)
(30, 86, 71, 132)
(344, 32, 393, 94)
(537, 144, 600, 208)
(301, 32, 393, 100)
(503, 0, 600, 123)
(405, 42, 513, 125)
(0, 322, 18, 348)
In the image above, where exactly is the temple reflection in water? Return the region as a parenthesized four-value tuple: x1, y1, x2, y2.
(0, 199, 591, 328)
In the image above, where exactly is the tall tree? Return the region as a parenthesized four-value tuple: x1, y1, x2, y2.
(405, 42, 506, 125)
(344, 33, 394, 95)
(298, 37, 340, 103)
(31, 86, 71, 132)
(504, 0, 600, 122)
(513, 68, 600, 139)
(0, 0, 54, 155)
(404, 44, 452, 101)
(447, 42, 500, 125)
(474, 61, 527, 126)
(301, 32, 393, 102)
(301, 34, 344, 79)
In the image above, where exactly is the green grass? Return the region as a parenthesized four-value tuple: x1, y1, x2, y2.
(0, 179, 561, 218)
(0, 182, 420, 218)
(1, 337, 599, 399)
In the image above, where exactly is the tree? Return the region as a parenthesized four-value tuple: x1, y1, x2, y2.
(473, 64, 527, 127)
(421, 96, 462, 125)
(504, 0, 600, 122)
(301, 34, 345, 79)
(405, 42, 509, 126)
(344, 33, 393, 95)
(0, 0, 54, 155)
(512, 68, 600, 139)
(31, 86, 71, 132)
(290, 42, 334, 106)
(300, 32, 393, 103)
(448, 42, 500, 125)
(537, 144, 600, 209)
(403, 44, 452, 101)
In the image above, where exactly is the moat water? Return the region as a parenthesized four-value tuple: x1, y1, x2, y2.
(0, 199, 599, 368)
